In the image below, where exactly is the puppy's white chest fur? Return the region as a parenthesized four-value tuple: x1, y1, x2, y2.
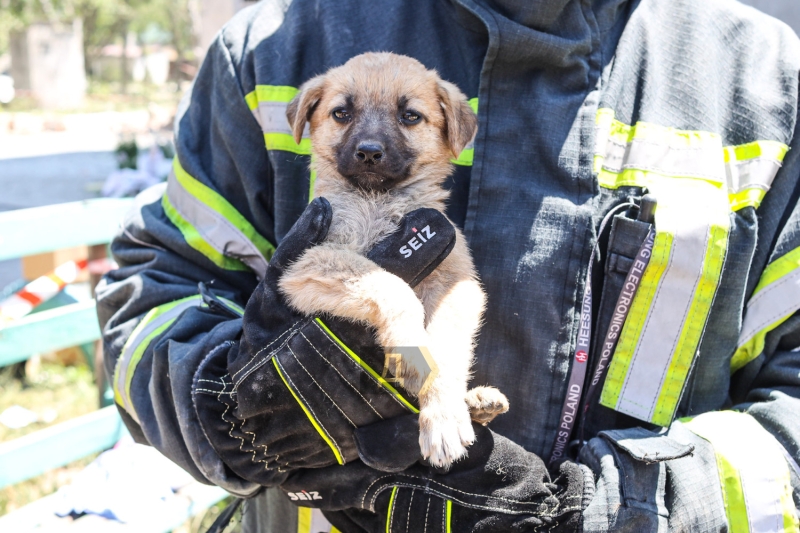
(317, 183, 445, 254)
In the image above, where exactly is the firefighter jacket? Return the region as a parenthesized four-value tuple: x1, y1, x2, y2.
(97, 0, 800, 530)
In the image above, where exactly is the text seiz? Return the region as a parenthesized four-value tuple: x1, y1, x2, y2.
(399, 225, 436, 258)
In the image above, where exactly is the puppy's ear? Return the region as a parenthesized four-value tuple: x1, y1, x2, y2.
(286, 74, 326, 144)
(437, 80, 478, 158)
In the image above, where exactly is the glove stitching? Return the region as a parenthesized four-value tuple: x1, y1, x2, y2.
(217, 374, 281, 472)
(406, 489, 415, 532)
(234, 325, 304, 387)
(195, 388, 234, 395)
(312, 320, 413, 412)
(287, 345, 357, 428)
(299, 330, 383, 419)
(364, 473, 561, 509)
(423, 494, 431, 533)
(274, 356, 345, 463)
(368, 482, 572, 516)
(233, 374, 274, 472)
(232, 318, 305, 382)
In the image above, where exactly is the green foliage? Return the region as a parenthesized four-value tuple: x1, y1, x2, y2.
(0, 0, 198, 69)
(115, 139, 138, 169)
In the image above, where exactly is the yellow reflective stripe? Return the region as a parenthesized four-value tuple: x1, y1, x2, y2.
(451, 98, 479, 166)
(246, 85, 309, 155)
(725, 141, 789, 165)
(684, 412, 799, 533)
(314, 318, 419, 414)
(716, 450, 751, 533)
(601, 230, 672, 409)
(297, 507, 312, 533)
(595, 109, 788, 211)
(172, 159, 274, 260)
(271, 357, 345, 465)
(386, 486, 398, 533)
(162, 193, 248, 271)
(250, 85, 299, 105)
(244, 90, 259, 112)
(653, 219, 728, 425)
(265, 134, 312, 155)
(732, 246, 800, 372)
(446, 500, 453, 533)
(297, 507, 336, 532)
(729, 188, 768, 212)
(597, 108, 732, 425)
(113, 295, 204, 422)
(754, 247, 800, 296)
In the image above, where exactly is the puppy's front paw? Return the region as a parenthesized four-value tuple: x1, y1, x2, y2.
(466, 386, 509, 425)
(418, 404, 475, 469)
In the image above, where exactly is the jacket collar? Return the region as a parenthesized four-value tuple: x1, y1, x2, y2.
(482, 0, 573, 31)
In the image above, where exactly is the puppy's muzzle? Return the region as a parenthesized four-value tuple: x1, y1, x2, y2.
(356, 142, 384, 164)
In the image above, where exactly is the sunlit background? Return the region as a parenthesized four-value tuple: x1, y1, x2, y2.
(0, 0, 797, 531)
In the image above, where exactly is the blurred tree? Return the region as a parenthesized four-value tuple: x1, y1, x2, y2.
(0, 0, 197, 81)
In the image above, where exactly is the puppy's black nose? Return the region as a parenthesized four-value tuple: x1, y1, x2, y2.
(356, 143, 384, 164)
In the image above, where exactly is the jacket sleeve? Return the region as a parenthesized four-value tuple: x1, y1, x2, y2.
(96, 29, 274, 498)
(579, 122, 800, 532)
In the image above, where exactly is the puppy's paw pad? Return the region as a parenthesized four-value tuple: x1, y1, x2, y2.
(466, 386, 509, 425)
(419, 406, 475, 469)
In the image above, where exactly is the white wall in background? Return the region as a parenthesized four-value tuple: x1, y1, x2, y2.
(739, 0, 799, 36)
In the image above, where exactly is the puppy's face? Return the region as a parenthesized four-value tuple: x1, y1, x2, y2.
(287, 53, 477, 192)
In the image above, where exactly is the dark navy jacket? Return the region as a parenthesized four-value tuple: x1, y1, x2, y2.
(97, 0, 800, 530)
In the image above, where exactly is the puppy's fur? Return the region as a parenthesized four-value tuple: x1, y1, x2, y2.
(280, 53, 508, 468)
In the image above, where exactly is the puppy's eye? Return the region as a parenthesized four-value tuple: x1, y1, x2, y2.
(401, 111, 421, 125)
(332, 108, 351, 122)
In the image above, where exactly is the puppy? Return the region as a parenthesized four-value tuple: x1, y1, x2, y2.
(279, 52, 508, 468)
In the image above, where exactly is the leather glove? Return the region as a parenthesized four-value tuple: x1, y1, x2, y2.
(281, 414, 586, 532)
(193, 197, 457, 487)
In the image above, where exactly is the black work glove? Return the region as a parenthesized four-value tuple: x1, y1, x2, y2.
(193, 198, 457, 487)
(281, 415, 586, 532)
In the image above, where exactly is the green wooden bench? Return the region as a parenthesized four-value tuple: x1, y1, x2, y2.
(0, 198, 228, 530)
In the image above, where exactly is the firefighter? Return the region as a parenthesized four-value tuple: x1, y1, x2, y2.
(97, 0, 800, 530)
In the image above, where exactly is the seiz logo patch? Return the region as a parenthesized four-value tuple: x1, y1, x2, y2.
(399, 225, 437, 258)
(286, 490, 323, 501)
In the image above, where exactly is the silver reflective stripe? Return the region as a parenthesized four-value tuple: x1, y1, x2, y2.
(167, 170, 269, 278)
(116, 297, 203, 423)
(726, 158, 782, 193)
(746, 473, 786, 533)
(615, 191, 715, 421)
(251, 101, 310, 139)
(684, 412, 799, 533)
(738, 268, 800, 347)
(602, 135, 726, 182)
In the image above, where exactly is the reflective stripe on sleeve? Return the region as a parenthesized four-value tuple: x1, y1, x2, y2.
(113, 294, 244, 424)
(163, 158, 273, 278)
(596, 109, 731, 426)
(113, 295, 204, 423)
(684, 412, 799, 533)
(732, 246, 800, 372)
(725, 142, 789, 211)
(594, 108, 788, 211)
(245, 85, 311, 155)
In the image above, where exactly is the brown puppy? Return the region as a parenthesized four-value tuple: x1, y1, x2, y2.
(280, 53, 508, 468)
